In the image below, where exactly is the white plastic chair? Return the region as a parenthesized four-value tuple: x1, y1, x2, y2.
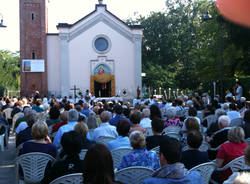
(150, 146, 160, 155)
(208, 141, 228, 151)
(111, 147, 132, 170)
(0, 133, 4, 151)
(217, 156, 249, 172)
(96, 136, 115, 145)
(202, 115, 216, 129)
(189, 162, 217, 184)
(176, 109, 186, 118)
(88, 129, 94, 140)
(230, 118, 243, 127)
(245, 137, 250, 145)
(115, 166, 154, 184)
(49, 173, 83, 184)
(145, 127, 153, 137)
(16, 152, 55, 184)
(198, 141, 210, 152)
(197, 110, 203, 122)
(163, 126, 181, 134)
(12, 112, 24, 130)
(0, 124, 8, 151)
(165, 132, 181, 141)
(182, 141, 210, 152)
(79, 149, 88, 160)
(3, 124, 9, 149)
(3, 107, 13, 120)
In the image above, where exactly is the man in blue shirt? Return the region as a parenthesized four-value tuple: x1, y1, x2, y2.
(92, 111, 118, 140)
(81, 103, 92, 118)
(53, 109, 78, 148)
(109, 105, 129, 127)
(143, 137, 204, 184)
(107, 119, 131, 151)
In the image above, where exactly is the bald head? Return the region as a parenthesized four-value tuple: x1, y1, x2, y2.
(100, 111, 111, 123)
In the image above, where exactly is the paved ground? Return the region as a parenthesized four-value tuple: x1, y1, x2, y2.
(0, 133, 17, 184)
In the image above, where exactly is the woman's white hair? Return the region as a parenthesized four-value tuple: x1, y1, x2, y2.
(129, 131, 145, 149)
(218, 115, 230, 128)
(233, 172, 250, 184)
(215, 109, 226, 120)
(68, 109, 79, 122)
(166, 107, 176, 119)
(142, 108, 150, 118)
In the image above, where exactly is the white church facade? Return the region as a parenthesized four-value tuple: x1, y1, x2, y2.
(20, 0, 142, 98)
(46, 3, 143, 98)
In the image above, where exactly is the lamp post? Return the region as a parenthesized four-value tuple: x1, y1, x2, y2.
(0, 13, 6, 28)
(204, 12, 224, 102)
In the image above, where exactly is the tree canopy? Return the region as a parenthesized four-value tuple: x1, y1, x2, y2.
(0, 50, 20, 95)
(128, 0, 250, 97)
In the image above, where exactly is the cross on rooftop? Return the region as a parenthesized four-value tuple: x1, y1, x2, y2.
(98, 0, 103, 4)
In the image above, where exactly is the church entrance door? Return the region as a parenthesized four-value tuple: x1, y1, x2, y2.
(94, 81, 111, 97)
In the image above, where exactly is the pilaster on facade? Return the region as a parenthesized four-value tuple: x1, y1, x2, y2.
(133, 34, 143, 94)
(59, 33, 70, 97)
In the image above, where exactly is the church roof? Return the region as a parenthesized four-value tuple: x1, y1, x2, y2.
(57, 4, 143, 30)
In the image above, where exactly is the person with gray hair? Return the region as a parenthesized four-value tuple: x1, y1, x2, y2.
(139, 108, 151, 128)
(218, 115, 231, 128)
(206, 109, 227, 137)
(207, 115, 231, 160)
(119, 131, 160, 171)
(14, 107, 32, 130)
(87, 111, 98, 129)
(215, 109, 227, 121)
(166, 107, 176, 119)
(164, 107, 183, 128)
(215, 127, 248, 182)
(92, 111, 118, 140)
(15, 108, 33, 134)
(53, 109, 79, 147)
(222, 103, 229, 112)
(16, 110, 38, 147)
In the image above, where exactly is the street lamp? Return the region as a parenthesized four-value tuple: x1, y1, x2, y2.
(203, 11, 224, 102)
(0, 13, 7, 28)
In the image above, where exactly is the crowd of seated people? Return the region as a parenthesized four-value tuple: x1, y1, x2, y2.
(0, 91, 249, 183)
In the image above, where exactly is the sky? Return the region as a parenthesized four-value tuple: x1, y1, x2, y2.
(0, 0, 166, 52)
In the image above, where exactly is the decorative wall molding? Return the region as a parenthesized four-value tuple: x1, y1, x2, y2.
(90, 56, 114, 75)
(68, 13, 134, 42)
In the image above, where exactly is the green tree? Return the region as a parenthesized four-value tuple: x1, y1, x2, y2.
(127, 0, 250, 96)
(0, 50, 20, 95)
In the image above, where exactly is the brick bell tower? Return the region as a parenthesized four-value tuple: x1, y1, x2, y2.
(19, 0, 48, 97)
